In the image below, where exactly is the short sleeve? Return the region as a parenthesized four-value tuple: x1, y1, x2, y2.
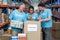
(47, 9, 52, 16)
(9, 12, 14, 20)
(26, 13, 29, 20)
(35, 13, 38, 20)
(23, 14, 27, 22)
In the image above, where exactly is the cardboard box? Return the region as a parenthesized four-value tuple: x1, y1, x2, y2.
(0, 34, 11, 40)
(53, 22, 60, 30)
(52, 30, 60, 38)
(24, 21, 42, 40)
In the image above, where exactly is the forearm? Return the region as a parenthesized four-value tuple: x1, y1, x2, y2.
(39, 16, 51, 22)
(41, 18, 50, 21)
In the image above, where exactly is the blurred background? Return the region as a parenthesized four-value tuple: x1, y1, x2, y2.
(0, 0, 60, 40)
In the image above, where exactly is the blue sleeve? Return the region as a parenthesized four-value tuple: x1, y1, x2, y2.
(34, 13, 38, 20)
(36, 14, 38, 20)
(26, 13, 29, 20)
(23, 14, 28, 22)
(47, 9, 52, 17)
(9, 12, 14, 20)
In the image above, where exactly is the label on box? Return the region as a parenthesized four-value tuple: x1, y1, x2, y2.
(27, 24, 37, 31)
(10, 20, 23, 28)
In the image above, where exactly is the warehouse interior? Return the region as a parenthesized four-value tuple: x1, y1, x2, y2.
(0, 0, 60, 40)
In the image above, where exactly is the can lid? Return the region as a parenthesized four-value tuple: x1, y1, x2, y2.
(11, 36, 18, 38)
(18, 34, 26, 37)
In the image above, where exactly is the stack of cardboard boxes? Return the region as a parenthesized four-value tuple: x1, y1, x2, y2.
(52, 21, 60, 38)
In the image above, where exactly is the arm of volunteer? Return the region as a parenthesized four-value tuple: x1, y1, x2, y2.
(41, 16, 51, 21)
(39, 9, 52, 22)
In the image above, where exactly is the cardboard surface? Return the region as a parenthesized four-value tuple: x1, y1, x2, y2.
(24, 21, 42, 40)
(53, 22, 60, 30)
(52, 30, 60, 38)
(0, 34, 11, 40)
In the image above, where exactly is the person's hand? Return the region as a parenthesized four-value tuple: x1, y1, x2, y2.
(38, 17, 41, 20)
(38, 17, 42, 22)
(39, 19, 42, 22)
(28, 16, 32, 20)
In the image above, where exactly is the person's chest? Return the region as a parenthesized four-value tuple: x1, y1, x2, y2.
(28, 14, 37, 20)
(13, 12, 24, 19)
(40, 11, 48, 19)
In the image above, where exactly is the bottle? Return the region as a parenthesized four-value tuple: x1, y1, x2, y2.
(7, 27, 12, 35)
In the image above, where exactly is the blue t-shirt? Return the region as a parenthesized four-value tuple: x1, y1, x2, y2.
(27, 13, 38, 21)
(9, 9, 27, 22)
(9, 9, 27, 31)
(39, 9, 52, 28)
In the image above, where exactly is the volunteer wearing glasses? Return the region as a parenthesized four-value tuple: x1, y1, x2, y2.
(27, 6, 38, 21)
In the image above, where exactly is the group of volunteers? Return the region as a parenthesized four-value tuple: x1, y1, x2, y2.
(9, 3, 52, 40)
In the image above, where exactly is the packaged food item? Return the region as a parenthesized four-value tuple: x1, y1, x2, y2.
(18, 34, 26, 40)
(10, 20, 23, 28)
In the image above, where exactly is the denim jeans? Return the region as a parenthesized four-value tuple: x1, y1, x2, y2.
(42, 28, 52, 40)
(11, 27, 23, 36)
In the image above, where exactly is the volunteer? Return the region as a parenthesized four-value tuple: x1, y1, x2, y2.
(27, 6, 38, 21)
(24, 8, 28, 14)
(9, 3, 27, 34)
(38, 3, 52, 40)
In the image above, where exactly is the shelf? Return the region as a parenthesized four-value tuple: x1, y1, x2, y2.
(0, 22, 8, 28)
(0, 4, 19, 9)
(0, 1, 31, 9)
(47, 5, 60, 8)
(52, 15, 60, 20)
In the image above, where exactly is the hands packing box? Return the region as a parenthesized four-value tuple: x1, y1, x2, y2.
(24, 21, 42, 40)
